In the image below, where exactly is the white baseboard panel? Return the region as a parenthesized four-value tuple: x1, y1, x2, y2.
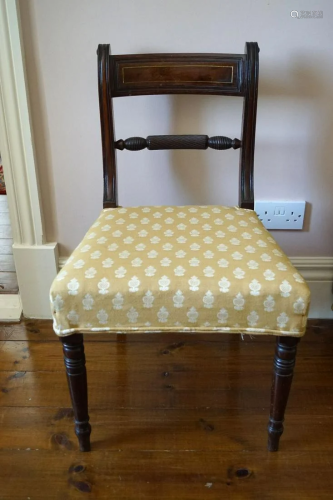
(13, 243, 58, 319)
(58, 256, 333, 320)
(0, 294, 22, 321)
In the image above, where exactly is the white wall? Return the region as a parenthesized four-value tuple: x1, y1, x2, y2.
(19, 0, 333, 259)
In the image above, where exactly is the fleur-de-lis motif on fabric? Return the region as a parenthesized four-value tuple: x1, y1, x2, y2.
(127, 307, 139, 323)
(80, 245, 91, 253)
(187, 307, 199, 323)
(97, 309, 108, 324)
(203, 266, 215, 277)
(261, 253, 271, 262)
(143, 291, 154, 308)
(67, 278, 79, 295)
(98, 277, 110, 294)
(293, 273, 304, 283)
(145, 266, 156, 277)
(264, 295, 275, 312)
(245, 245, 255, 253)
(97, 237, 108, 244)
(190, 243, 200, 250)
(119, 250, 130, 259)
(128, 276, 140, 292)
(174, 266, 186, 276)
(280, 280, 292, 297)
(82, 294, 94, 311)
(247, 311, 259, 327)
(233, 268, 245, 279)
(67, 310, 79, 324)
(159, 276, 170, 291)
(91, 250, 102, 259)
(112, 292, 124, 310)
(112, 230, 122, 238)
(263, 269, 275, 281)
(204, 250, 214, 259)
(247, 260, 259, 270)
(277, 312, 289, 328)
(102, 258, 114, 268)
(160, 257, 172, 267)
(73, 260, 85, 269)
(150, 236, 160, 244)
(218, 277, 230, 293)
(189, 276, 200, 291)
(203, 291, 214, 308)
(249, 279, 261, 296)
(53, 294, 64, 312)
(177, 236, 187, 244)
(131, 258, 143, 267)
(233, 292, 245, 311)
(217, 308, 228, 324)
(123, 236, 134, 244)
(293, 297, 306, 314)
(173, 290, 185, 308)
(115, 267, 127, 278)
(108, 243, 118, 251)
(157, 306, 169, 323)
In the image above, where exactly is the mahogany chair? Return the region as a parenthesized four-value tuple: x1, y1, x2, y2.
(50, 43, 310, 452)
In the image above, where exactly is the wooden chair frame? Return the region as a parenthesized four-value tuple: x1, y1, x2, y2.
(60, 43, 300, 453)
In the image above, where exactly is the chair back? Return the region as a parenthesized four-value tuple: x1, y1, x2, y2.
(97, 43, 259, 210)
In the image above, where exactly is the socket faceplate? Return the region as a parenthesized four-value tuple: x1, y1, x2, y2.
(254, 201, 306, 230)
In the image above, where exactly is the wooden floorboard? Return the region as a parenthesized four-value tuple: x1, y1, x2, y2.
(0, 318, 332, 499)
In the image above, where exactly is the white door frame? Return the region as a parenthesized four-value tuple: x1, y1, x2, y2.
(0, 0, 58, 319)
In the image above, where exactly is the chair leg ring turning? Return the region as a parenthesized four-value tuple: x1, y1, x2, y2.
(267, 336, 299, 452)
(61, 334, 91, 452)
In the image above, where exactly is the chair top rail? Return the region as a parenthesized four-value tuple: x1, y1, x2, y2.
(110, 53, 246, 97)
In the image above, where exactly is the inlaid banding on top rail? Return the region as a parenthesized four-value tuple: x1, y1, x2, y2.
(111, 54, 245, 97)
(122, 64, 234, 85)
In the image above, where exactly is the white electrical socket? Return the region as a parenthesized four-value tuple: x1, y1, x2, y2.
(254, 201, 306, 230)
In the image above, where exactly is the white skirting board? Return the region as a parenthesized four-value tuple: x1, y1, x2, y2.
(0, 294, 22, 321)
(11, 243, 58, 319)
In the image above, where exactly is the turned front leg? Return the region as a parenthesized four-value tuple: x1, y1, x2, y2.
(61, 334, 91, 452)
(268, 336, 300, 452)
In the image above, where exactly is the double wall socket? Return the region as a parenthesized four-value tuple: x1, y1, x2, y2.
(254, 201, 306, 230)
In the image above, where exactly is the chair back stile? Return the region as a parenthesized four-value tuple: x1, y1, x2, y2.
(97, 43, 259, 210)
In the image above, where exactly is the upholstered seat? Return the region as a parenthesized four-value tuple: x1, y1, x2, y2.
(51, 205, 310, 337)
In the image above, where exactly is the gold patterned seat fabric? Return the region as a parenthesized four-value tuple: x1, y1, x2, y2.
(50, 205, 310, 337)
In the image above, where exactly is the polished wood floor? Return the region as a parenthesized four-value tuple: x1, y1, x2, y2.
(0, 319, 333, 499)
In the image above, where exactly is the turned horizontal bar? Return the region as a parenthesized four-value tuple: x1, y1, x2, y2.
(115, 135, 241, 151)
